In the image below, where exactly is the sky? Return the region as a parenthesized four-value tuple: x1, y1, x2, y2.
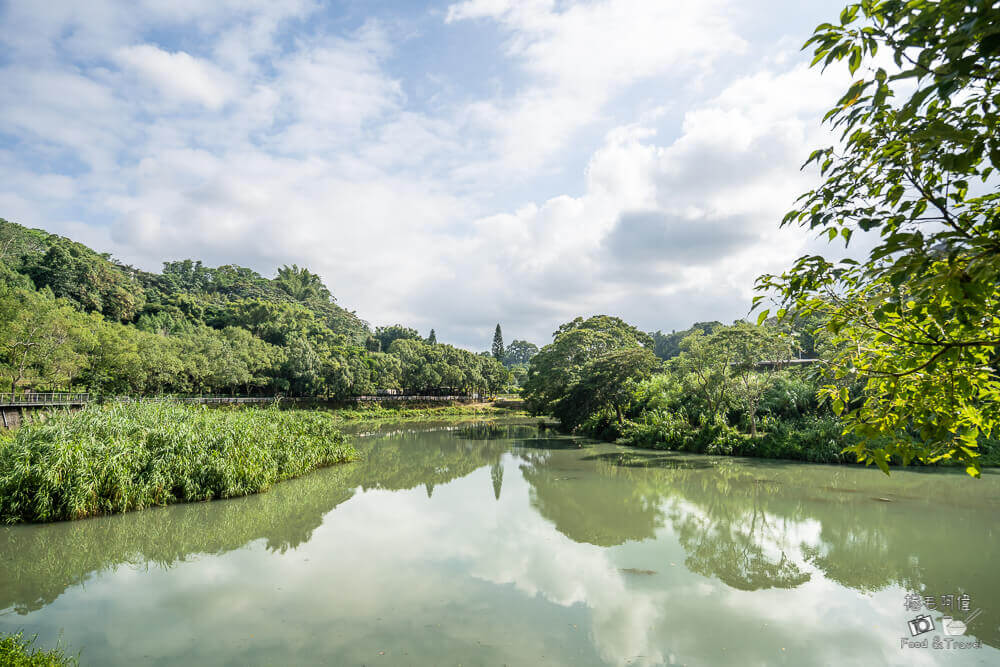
(0, 0, 854, 350)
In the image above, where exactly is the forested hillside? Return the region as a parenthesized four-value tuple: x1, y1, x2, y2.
(0, 219, 510, 397)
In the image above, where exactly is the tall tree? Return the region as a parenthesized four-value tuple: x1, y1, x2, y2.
(524, 315, 653, 423)
(560, 347, 660, 428)
(492, 324, 504, 362)
(757, 0, 1000, 476)
(503, 339, 539, 367)
(0, 288, 91, 393)
(375, 325, 421, 352)
(427, 329, 437, 344)
(711, 323, 796, 436)
(27, 238, 145, 321)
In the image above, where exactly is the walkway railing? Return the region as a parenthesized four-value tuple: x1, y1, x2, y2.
(0, 393, 486, 409)
(0, 392, 90, 407)
(110, 396, 282, 405)
(350, 394, 483, 402)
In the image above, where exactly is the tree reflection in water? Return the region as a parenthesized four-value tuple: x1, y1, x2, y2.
(523, 447, 1000, 647)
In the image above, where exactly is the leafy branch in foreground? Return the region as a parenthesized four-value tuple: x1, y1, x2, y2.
(756, 1, 1000, 476)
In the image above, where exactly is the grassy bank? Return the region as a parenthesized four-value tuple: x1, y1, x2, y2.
(618, 414, 853, 464)
(616, 413, 1000, 468)
(0, 403, 355, 524)
(0, 633, 76, 666)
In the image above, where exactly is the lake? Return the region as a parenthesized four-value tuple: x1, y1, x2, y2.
(2, 419, 998, 665)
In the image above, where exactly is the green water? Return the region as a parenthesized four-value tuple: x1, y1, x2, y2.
(2, 420, 999, 666)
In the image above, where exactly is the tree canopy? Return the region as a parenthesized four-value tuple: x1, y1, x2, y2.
(503, 339, 539, 367)
(523, 315, 655, 428)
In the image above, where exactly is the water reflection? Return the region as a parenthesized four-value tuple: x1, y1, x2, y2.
(580, 452, 1000, 646)
(519, 449, 665, 547)
(0, 425, 510, 615)
(1, 421, 998, 666)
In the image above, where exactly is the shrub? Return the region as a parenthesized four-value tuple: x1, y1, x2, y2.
(619, 411, 689, 450)
(685, 416, 747, 455)
(758, 372, 822, 419)
(619, 409, 852, 464)
(753, 415, 851, 463)
(580, 410, 623, 441)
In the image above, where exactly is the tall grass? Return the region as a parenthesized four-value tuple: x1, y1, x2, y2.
(0, 403, 355, 523)
(0, 632, 77, 666)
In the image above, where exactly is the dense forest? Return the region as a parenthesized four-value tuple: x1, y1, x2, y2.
(0, 218, 512, 398)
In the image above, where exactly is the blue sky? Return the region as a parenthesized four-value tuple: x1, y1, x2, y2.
(0, 0, 852, 349)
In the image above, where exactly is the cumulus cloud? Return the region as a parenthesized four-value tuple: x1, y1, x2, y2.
(115, 45, 238, 109)
(399, 62, 846, 342)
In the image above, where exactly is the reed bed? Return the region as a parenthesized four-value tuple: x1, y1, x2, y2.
(0, 403, 355, 523)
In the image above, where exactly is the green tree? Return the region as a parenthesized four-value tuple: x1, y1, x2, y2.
(524, 315, 653, 422)
(274, 264, 332, 303)
(27, 238, 145, 321)
(712, 323, 796, 436)
(757, 0, 1000, 475)
(280, 333, 323, 395)
(0, 218, 47, 271)
(82, 317, 146, 394)
(427, 329, 437, 344)
(503, 339, 539, 367)
(492, 323, 504, 362)
(0, 288, 92, 393)
(649, 322, 722, 361)
(559, 347, 660, 428)
(375, 325, 421, 352)
(667, 331, 737, 427)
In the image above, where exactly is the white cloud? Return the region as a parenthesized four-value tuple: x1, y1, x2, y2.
(397, 62, 846, 342)
(267, 28, 404, 154)
(115, 45, 238, 110)
(447, 0, 748, 171)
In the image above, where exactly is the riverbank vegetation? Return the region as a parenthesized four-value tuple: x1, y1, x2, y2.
(522, 315, 998, 470)
(0, 632, 76, 666)
(0, 403, 356, 523)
